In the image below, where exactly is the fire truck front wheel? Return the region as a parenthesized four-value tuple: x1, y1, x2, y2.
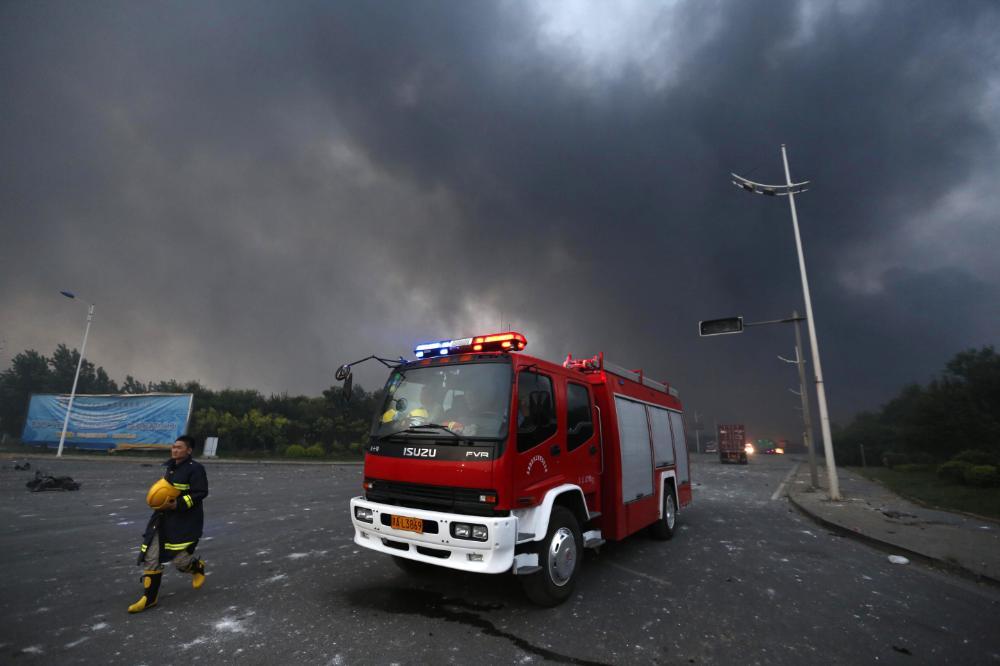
(521, 506, 582, 607)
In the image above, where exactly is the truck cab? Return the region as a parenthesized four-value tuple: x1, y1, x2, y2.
(348, 331, 691, 605)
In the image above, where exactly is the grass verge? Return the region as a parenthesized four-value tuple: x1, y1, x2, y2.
(850, 466, 1000, 521)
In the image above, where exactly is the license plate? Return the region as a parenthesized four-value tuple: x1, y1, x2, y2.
(391, 515, 423, 534)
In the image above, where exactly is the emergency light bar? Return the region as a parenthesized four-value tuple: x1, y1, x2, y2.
(413, 332, 527, 358)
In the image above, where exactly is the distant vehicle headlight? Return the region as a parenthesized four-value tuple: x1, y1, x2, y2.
(745, 443, 755, 454)
(775, 447, 784, 455)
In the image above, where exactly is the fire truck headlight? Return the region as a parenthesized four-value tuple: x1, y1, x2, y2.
(354, 506, 374, 523)
(451, 522, 488, 541)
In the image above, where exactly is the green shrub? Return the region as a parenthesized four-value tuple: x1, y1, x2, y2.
(937, 460, 973, 483)
(285, 444, 307, 458)
(881, 452, 909, 469)
(964, 465, 999, 487)
(895, 463, 932, 473)
(953, 449, 998, 466)
(306, 444, 325, 458)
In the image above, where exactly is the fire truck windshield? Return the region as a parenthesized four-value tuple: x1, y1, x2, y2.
(374, 362, 512, 440)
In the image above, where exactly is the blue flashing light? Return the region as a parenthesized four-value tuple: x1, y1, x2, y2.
(415, 351, 425, 358)
(439, 349, 448, 355)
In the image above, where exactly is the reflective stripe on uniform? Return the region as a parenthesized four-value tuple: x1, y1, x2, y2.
(141, 544, 148, 552)
(164, 541, 195, 551)
(172, 482, 190, 490)
(182, 494, 193, 508)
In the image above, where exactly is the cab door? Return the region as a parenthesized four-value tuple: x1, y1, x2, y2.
(563, 380, 601, 513)
(513, 368, 561, 504)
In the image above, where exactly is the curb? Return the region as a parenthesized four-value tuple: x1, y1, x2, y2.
(786, 490, 1000, 589)
(849, 470, 1000, 526)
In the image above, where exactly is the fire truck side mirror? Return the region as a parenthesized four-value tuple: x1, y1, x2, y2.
(336, 364, 353, 401)
(698, 317, 744, 337)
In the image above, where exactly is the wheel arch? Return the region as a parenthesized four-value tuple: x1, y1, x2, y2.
(514, 484, 589, 542)
(658, 470, 679, 519)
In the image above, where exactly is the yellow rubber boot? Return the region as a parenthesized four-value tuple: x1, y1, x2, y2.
(128, 570, 162, 613)
(191, 559, 206, 590)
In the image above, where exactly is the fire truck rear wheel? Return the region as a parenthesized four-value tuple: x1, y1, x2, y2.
(649, 489, 677, 540)
(521, 506, 582, 607)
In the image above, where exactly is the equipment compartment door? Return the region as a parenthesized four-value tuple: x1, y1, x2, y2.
(613, 395, 654, 502)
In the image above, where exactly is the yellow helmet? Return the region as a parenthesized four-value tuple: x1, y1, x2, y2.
(146, 478, 181, 509)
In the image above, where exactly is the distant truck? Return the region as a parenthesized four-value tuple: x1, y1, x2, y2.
(718, 424, 748, 464)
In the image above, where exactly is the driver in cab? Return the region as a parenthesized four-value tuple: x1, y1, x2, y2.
(444, 385, 504, 436)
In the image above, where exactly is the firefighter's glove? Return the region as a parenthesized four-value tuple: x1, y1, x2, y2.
(158, 498, 178, 511)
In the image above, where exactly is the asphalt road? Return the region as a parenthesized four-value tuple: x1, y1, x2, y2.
(1, 453, 998, 665)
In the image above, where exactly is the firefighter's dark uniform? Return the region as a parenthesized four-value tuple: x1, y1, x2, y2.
(128, 455, 209, 613)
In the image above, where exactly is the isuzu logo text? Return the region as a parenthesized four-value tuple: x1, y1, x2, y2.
(403, 447, 437, 458)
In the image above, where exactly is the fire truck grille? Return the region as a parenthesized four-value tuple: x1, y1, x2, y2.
(366, 479, 503, 517)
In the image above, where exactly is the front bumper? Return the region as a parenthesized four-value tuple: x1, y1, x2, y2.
(349, 496, 518, 574)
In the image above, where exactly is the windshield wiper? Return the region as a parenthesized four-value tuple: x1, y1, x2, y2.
(392, 423, 463, 439)
(403, 423, 463, 438)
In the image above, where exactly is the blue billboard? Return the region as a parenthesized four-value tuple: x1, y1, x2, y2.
(22, 393, 194, 451)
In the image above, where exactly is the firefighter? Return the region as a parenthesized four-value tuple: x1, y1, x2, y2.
(128, 435, 209, 613)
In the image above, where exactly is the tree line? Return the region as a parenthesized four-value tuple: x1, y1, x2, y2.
(0, 344, 384, 457)
(833, 346, 1000, 467)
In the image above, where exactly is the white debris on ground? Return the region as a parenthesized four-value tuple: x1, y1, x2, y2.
(888, 555, 910, 565)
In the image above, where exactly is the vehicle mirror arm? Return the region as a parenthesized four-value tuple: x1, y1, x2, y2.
(336, 354, 407, 379)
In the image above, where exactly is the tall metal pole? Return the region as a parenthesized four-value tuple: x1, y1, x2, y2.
(792, 310, 818, 488)
(56, 304, 94, 457)
(781, 145, 840, 499)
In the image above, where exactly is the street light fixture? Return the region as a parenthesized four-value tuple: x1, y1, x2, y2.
(56, 291, 95, 458)
(731, 145, 840, 500)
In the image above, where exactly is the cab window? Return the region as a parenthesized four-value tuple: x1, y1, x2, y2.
(566, 382, 594, 451)
(516, 370, 557, 452)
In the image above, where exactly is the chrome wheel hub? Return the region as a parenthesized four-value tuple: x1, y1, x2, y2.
(548, 527, 577, 586)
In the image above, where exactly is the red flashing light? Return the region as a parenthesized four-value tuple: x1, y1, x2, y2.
(421, 331, 526, 357)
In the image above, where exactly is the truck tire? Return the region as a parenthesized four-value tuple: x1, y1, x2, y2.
(521, 506, 582, 607)
(649, 488, 677, 541)
(391, 555, 433, 575)
(740, 454, 748, 465)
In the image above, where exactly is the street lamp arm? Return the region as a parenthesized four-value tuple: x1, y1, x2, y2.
(731, 172, 810, 196)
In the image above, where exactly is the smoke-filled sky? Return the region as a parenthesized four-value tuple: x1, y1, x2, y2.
(2, 1, 998, 441)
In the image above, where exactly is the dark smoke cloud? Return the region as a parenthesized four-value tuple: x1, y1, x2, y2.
(2, 1, 998, 441)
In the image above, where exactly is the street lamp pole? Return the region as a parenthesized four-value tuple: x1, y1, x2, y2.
(56, 292, 95, 458)
(730, 145, 841, 500)
(779, 146, 839, 499)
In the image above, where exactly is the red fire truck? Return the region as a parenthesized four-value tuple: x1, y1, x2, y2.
(343, 331, 692, 606)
